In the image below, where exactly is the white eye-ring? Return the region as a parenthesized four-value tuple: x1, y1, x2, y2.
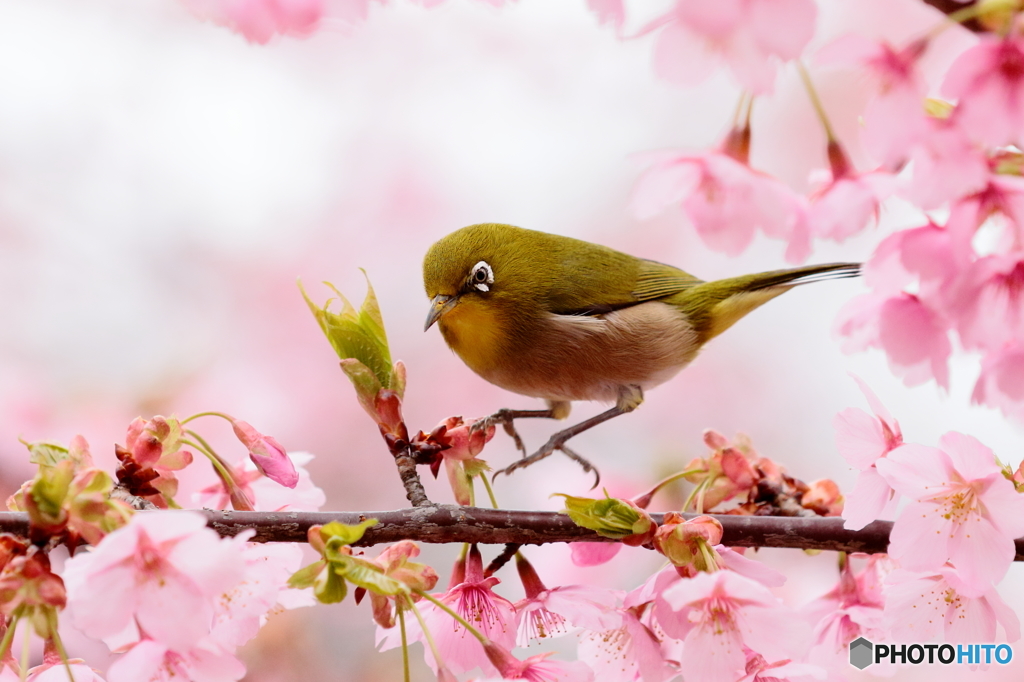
(470, 261, 494, 292)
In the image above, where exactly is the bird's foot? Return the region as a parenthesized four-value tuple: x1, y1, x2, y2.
(471, 408, 555, 458)
(493, 433, 601, 489)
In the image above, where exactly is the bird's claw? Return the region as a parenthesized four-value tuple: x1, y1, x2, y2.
(471, 409, 529, 457)
(491, 438, 601, 489)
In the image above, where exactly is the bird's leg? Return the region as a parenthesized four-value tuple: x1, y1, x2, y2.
(495, 386, 644, 488)
(471, 402, 568, 458)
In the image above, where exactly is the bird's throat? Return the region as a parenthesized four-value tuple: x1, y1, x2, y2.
(438, 299, 510, 378)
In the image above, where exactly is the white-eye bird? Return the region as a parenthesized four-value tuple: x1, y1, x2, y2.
(423, 223, 859, 483)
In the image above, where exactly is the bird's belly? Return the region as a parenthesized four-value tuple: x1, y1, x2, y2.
(484, 301, 701, 403)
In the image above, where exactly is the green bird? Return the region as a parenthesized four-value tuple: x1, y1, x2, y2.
(423, 223, 858, 482)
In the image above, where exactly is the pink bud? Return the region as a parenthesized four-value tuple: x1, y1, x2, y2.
(231, 420, 298, 489)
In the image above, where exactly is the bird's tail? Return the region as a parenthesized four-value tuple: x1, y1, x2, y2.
(743, 262, 862, 291)
(681, 262, 861, 342)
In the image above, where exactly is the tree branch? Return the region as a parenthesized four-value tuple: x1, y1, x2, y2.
(5, 508, 1024, 560)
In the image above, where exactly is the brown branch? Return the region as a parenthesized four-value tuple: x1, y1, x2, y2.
(4, 508, 1022, 560)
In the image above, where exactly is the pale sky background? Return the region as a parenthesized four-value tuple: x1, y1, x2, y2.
(0, 0, 1020, 679)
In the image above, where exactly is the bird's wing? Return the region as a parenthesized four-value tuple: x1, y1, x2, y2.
(549, 258, 702, 316)
(631, 259, 703, 301)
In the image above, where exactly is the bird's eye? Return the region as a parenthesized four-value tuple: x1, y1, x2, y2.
(469, 261, 494, 292)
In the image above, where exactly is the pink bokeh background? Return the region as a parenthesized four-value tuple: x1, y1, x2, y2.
(0, 0, 1022, 679)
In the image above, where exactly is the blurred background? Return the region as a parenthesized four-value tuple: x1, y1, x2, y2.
(0, 0, 1021, 679)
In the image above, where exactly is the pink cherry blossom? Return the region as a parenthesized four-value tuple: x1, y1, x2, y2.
(902, 116, 989, 210)
(180, 0, 328, 44)
(63, 511, 245, 651)
(207, 535, 312, 650)
(632, 148, 810, 263)
(884, 567, 1020, 643)
(388, 545, 515, 676)
(649, 0, 817, 94)
(876, 432, 1024, 591)
(807, 167, 893, 242)
(514, 571, 622, 646)
(816, 35, 928, 168)
(946, 173, 1024, 254)
(577, 606, 674, 682)
(942, 35, 1024, 147)
(862, 221, 960, 301)
(948, 252, 1024, 353)
(230, 419, 298, 489)
(106, 638, 245, 682)
(972, 343, 1024, 420)
(661, 570, 805, 681)
(193, 451, 325, 512)
(483, 643, 595, 682)
(833, 376, 904, 530)
(835, 292, 951, 389)
(804, 555, 885, 672)
(587, 0, 625, 33)
(738, 652, 825, 682)
(570, 542, 621, 567)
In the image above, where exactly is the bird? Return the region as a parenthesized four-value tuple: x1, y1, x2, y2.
(422, 223, 859, 484)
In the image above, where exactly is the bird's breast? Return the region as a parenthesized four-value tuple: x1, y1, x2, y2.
(455, 300, 703, 404)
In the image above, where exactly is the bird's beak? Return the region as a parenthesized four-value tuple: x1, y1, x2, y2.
(424, 294, 459, 331)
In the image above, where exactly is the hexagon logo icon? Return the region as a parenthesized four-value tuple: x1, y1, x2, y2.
(849, 637, 874, 670)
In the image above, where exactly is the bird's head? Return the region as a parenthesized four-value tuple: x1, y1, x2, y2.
(422, 223, 545, 334)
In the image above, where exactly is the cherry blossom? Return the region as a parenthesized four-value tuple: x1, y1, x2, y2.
(816, 35, 929, 168)
(884, 567, 1021, 644)
(902, 116, 989, 210)
(632, 144, 810, 263)
(577, 606, 674, 682)
(387, 545, 515, 676)
(972, 343, 1024, 420)
(230, 419, 298, 489)
(833, 376, 904, 529)
(877, 432, 1024, 591)
(570, 542, 621, 567)
(649, 0, 817, 94)
(63, 511, 245, 651)
(943, 35, 1024, 147)
(661, 570, 804, 681)
(835, 292, 951, 389)
(804, 556, 885, 672)
(180, 0, 327, 44)
(807, 165, 893, 243)
(106, 638, 245, 682)
(484, 643, 595, 682)
(513, 555, 621, 646)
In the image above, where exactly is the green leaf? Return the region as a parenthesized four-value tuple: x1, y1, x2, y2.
(556, 493, 644, 540)
(288, 560, 326, 590)
(317, 518, 379, 548)
(314, 564, 348, 604)
(298, 276, 394, 390)
(335, 555, 410, 597)
(20, 439, 70, 468)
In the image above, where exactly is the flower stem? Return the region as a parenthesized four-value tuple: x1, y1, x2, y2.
(479, 474, 500, 509)
(0, 614, 18, 665)
(180, 411, 234, 425)
(18, 623, 28, 682)
(409, 602, 445, 669)
(398, 607, 410, 682)
(632, 467, 704, 508)
(797, 62, 838, 144)
(414, 591, 489, 645)
(183, 432, 254, 511)
(49, 631, 75, 682)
